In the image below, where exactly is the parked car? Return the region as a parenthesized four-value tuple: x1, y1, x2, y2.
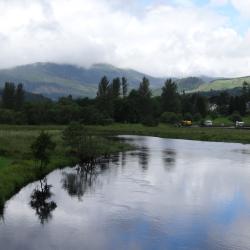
(204, 120, 213, 127)
(235, 121, 244, 128)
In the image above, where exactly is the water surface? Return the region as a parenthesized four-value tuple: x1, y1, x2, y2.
(1, 136, 250, 250)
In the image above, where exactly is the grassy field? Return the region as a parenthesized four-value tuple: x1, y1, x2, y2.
(87, 123, 250, 144)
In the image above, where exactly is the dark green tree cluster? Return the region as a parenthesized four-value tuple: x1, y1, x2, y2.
(1, 78, 250, 126)
(2, 82, 24, 110)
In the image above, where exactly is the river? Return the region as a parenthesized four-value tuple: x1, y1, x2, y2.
(1, 135, 250, 250)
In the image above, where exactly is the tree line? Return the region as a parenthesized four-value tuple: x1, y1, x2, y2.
(0, 77, 249, 125)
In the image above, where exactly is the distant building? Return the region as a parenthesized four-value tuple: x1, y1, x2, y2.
(209, 103, 218, 112)
(246, 102, 250, 111)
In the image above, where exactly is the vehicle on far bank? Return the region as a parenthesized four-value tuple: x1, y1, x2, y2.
(203, 120, 213, 127)
(235, 121, 245, 128)
(181, 120, 192, 127)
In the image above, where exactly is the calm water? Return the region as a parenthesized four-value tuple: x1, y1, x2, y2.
(1, 136, 250, 250)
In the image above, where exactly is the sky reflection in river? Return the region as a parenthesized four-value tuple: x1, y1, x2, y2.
(1, 136, 250, 250)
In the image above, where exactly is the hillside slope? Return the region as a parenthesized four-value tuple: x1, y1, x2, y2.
(0, 62, 215, 99)
(193, 76, 250, 92)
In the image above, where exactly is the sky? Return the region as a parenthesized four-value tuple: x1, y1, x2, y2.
(0, 0, 250, 77)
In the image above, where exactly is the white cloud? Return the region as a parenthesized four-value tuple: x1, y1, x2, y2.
(0, 0, 250, 77)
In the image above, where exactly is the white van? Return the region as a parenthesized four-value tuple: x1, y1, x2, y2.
(204, 120, 213, 127)
(235, 121, 244, 128)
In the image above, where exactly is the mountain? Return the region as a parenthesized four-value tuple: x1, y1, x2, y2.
(191, 76, 250, 93)
(0, 63, 167, 99)
(0, 62, 216, 99)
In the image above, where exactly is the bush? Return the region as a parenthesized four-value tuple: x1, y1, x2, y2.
(193, 113, 202, 122)
(210, 111, 218, 120)
(161, 112, 181, 124)
(142, 116, 159, 127)
(230, 112, 242, 122)
(31, 131, 56, 168)
(100, 118, 114, 126)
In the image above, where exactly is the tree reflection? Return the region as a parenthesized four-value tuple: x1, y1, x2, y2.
(121, 151, 127, 168)
(30, 178, 57, 225)
(61, 160, 109, 200)
(138, 146, 149, 170)
(0, 202, 4, 223)
(162, 149, 176, 171)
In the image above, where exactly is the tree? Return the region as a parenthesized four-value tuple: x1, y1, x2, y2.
(62, 122, 96, 165)
(122, 77, 128, 98)
(161, 79, 181, 113)
(15, 83, 25, 110)
(2, 82, 15, 109)
(196, 95, 208, 118)
(97, 76, 109, 97)
(109, 77, 121, 99)
(31, 131, 56, 168)
(138, 77, 151, 98)
(96, 76, 113, 117)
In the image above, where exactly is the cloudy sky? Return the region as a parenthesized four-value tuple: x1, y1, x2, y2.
(0, 0, 250, 77)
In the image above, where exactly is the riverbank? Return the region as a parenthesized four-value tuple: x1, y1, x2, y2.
(88, 123, 250, 144)
(0, 126, 132, 211)
(1, 123, 250, 211)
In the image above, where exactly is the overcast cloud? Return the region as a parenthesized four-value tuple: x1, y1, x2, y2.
(0, 0, 250, 77)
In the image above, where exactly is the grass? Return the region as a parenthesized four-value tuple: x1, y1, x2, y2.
(86, 123, 250, 144)
(0, 157, 11, 169)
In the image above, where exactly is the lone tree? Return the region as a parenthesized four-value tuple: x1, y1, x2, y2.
(2, 82, 15, 109)
(161, 79, 181, 113)
(31, 131, 56, 168)
(15, 83, 25, 110)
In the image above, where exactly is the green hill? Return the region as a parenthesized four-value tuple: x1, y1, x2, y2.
(0, 63, 166, 99)
(0, 63, 215, 99)
(193, 76, 250, 92)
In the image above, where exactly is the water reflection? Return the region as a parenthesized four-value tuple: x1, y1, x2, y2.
(162, 149, 176, 171)
(61, 159, 112, 200)
(0, 203, 4, 223)
(62, 167, 98, 200)
(30, 178, 57, 224)
(2, 136, 250, 250)
(138, 147, 149, 170)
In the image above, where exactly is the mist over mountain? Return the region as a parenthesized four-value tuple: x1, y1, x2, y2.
(0, 62, 218, 99)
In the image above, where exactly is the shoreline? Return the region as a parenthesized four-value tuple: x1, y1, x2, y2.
(1, 123, 250, 212)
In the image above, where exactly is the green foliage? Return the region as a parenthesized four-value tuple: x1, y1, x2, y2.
(193, 113, 202, 122)
(141, 116, 159, 127)
(15, 83, 24, 110)
(2, 82, 15, 109)
(31, 131, 56, 168)
(161, 112, 181, 124)
(138, 77, 151, 98)
(161, 79, 181, 113)
(230, 112, 242, 123)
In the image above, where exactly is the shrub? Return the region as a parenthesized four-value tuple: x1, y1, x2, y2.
(142, 116, 159, 127)
(230, 112, 242, 122)
(100, 118, 114, 126)
(193, 113, 202, 122)
(31, 131, 56, 168)
(161, 112, 181, 124)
